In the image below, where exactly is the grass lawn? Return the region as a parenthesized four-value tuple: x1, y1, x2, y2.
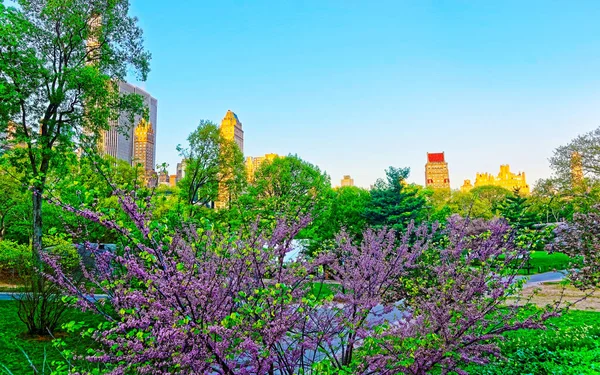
(516, 251, 573, 275)
(469, 310, 600, 374)
(1, 296, 598, 375)
(0, 300, 104, 375)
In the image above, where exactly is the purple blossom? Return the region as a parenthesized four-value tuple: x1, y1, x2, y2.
(45, 193, 564, 374)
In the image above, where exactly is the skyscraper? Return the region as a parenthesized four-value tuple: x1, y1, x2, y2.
(100, 82, 157, 167)
(571, 151, 583, 186)
(425, 152, 450, 190)
(220, 110, 243, 152)
(133, 118, 155, 172)
(215, 110, 244, 209)
(176, 160, 186, 183)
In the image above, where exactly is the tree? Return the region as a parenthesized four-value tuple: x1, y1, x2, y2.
(0, 0, 150, 271)
(529, 178, 573, 223)
(448, 185, 513, 220)
(551, 205, 600, 289)
(364, 166, 427, 231)
(549, 126, 600, 184)
(0, 166, 25, 240)
(497, 194, 539, 230)
(304, 185, 370, 254)
(177, 120, 245, 209)
(420, 186, 453, 223)
(0, 0, 149, 335)
(233, 155, 331, 229)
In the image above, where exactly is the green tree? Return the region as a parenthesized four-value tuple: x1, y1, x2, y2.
(232, 155, 330, 231)
(177, 120, 245, 210)
(0, 0, 150, 270)
(305, 185, 370, 254)
(421, 187, 452, 223)
(448, 185, 513, 219)
(0, 0, 149, 334)
(0, 166, 25, 241)
(549, 126, 600, 185)
(498, 194, 539, 230)
(364, 167, 427, 231)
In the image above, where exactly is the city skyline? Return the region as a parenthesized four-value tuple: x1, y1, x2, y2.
(126, 0, 600, 189)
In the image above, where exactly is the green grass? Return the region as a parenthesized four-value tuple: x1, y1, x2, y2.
(516, 251, 573, 275)
(1, 298, 598, 375)
(469, 310, 600, 374)
(0, 300, 104, 375)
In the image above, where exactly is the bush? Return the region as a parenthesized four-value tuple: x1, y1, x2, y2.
(0, 240, 31, 282)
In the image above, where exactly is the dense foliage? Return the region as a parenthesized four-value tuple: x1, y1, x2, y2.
(38, 193, 563, 375)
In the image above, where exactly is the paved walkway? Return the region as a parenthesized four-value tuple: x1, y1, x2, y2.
(516, 270, 567, 286)
(0, 271, 568, 302)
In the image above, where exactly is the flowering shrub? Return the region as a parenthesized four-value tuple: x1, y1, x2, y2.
(43, 194, 562, 375)
(550, 206, 600, 289)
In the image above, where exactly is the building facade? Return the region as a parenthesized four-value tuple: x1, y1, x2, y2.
(425, 152, 450, 190)
(215, 110, 244, 209)
(133, 118, 155, 172)
(220, 110, 244, 152)
(176, 160, 186, 183)
(157, 171, 170, 186)
(460, 179, 473, 192)
(341, 175, 354, 187)
(100, 82, 157, 168)
(461, 164, 530, 194)
(246, 153, 279, 182)
(571, 151, 583, 186)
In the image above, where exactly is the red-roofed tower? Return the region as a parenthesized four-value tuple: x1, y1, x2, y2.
(425, 152, 450, 190)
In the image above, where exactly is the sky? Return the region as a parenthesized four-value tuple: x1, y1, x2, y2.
(127, 0, 600, 189)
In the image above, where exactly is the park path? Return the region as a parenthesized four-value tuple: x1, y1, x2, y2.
(0, 271, 568, 301)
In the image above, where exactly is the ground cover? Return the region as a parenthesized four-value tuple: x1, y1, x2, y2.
(469, 310, 600, 374)
(0, 293, 599, 374)
(505, 251, 573, 275)
(0, 300, 103, 375)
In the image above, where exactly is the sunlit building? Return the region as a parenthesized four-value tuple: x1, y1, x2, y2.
(460, 179, 473, 192)
(571, 151, 583, 187)
(100, 82, 158, 168)
(133, 119, 154, 171)
(425, 152, 450, 190)
(341, 175, 354, 187)
(462, 165, 530, 195)
(220, 110, 244, 152)
(215, 110, 244, 209)
(246, 153, 279, 182)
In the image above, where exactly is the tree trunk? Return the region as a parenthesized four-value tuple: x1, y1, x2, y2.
(32, 188, 43, 272)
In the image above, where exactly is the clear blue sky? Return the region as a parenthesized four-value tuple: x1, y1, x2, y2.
(128, 0, 600, 188)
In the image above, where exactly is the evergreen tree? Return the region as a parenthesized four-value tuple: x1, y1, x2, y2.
(364, 167, 427, 231)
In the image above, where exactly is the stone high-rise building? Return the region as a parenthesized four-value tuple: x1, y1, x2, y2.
(246, 153, 279, 182)
(220, 110, 243, 152)
(100, 82, 157, 167)
(215, 110, 244, 209)
(176, 160, 186, 183)
(425, 152, 450, 190)
(571, 151, 583, 186)
(341, 175, 354, 187)
(133, 118, 155, 177)
(461, 165, 530, 195)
